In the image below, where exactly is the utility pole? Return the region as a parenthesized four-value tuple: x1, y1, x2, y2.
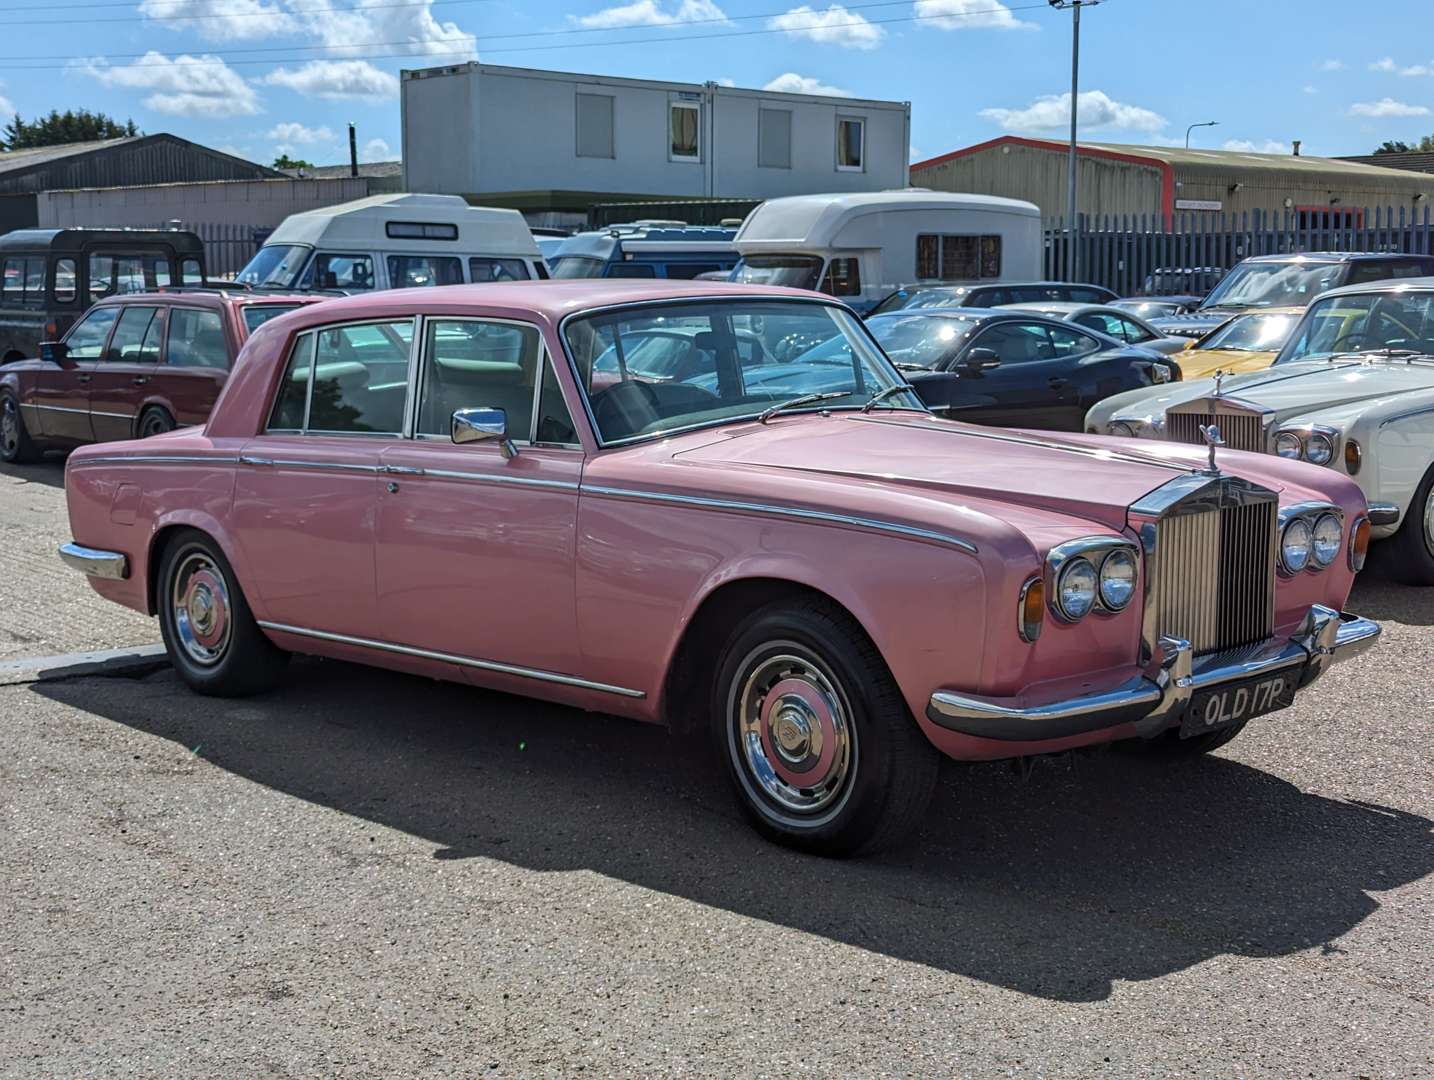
(1049, 0, 1098, 282)
(1185, 120, 1219, 148)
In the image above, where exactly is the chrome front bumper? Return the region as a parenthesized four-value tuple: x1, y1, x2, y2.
(927, 604, 1380, 742)
(58, 542, 129, 581)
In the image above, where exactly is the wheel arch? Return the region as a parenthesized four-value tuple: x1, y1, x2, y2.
(146, 511, 252, 617)
(133, 400, 176, 438)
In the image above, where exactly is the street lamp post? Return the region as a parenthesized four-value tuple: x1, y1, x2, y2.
(1185, 120, 1219, 148)
(1049, 0, 1098, 283)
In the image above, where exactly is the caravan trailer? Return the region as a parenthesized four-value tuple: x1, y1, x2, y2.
(731, 192, 1041, 312)
(236, 194, 547, 293)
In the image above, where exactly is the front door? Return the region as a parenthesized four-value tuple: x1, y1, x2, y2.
(943, 320, 1088, 430)
(229, 318, 415, 637)
(374, 317, 584, 676)
(88, 304, 163, 443)
(28, 304, 118, 443)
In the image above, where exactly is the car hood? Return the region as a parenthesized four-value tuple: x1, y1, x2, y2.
(1176, 348, 1278, 381)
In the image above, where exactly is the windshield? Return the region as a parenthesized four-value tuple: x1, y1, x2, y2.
(862, 313, 979, 369)
(1197, 312, 1299, 353)
(731, 255, 824, 291)
(236, 245, 310, 288)
(241, 303, 304, 335)
(1200, 261, 1341, 310)
(1112, 299, 1181, 319)
(549, 256, 606, 279)
(564, 299, 921, 444)
(1275, 291, 1434, 364)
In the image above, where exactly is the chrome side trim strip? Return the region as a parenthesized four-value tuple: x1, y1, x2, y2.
(581, 484, 979, 554)
(58, 542, 129, 580)
(237, 455, 382, 474)
(422, 467, 580, 491)
(69, 454, 238, 466)
(255, 621, 646, 699)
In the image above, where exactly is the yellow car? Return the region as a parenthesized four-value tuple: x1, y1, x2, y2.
(1175, 308, 1305, 380)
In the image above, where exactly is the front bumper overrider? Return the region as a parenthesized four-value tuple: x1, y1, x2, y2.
(926, 604, 1379, 742)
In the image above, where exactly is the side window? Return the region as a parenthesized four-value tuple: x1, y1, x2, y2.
(387, 255, 463, 288)
(63, 307, 120, 360)
(970, 322, 1054, 365)
(836, 116, 864, 171)
(307, 320, 414, 434)
(166, 308, 228, 369)
(820, 257, 861, 297)
(103, 306, 160, 363)
(0, 257, 20, 305)
(468, 257, 531, 283)
(916, 235, 1002, 282)
(665, 263, 720, 281)
(1047, 324, 1101, 357)
(534, 261, 551, 280)
(1119, 316, 1154, 342)
(269, 332, 314, 432)
(537, 356, 578, 445)
(21, 257, 46, 306)
(608, 263, 656, 279)
(310, 253, 374, 291)
(417, 319, 540, 439)
(54, 258, 77, 303)
(90, 254, 156, 300)
(181, 258, 204, 285)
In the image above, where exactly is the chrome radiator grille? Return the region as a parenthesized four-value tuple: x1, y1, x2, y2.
(1152, 499, 1276, 654)
(1167, 411, 1266, 453)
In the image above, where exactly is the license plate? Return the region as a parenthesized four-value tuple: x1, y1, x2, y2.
(1182, 673, 1295, 738)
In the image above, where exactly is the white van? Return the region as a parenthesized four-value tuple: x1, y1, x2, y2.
(235, 193, 547, 293)
(731, 191, 1042, 312)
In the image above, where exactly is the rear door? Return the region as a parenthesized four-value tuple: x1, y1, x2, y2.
(29, 304, 119, 442)
(88, 304, 164, 443)
(147, 305, 231, 427)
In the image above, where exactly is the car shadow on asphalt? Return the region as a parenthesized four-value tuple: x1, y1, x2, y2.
(0, 457, 65, 490)
(1349, 568, 1434, 627)
(33, 658, 1434, 1003)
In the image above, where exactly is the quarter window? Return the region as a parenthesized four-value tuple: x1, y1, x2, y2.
(166, 308, 228, 369)
(670, 102, 700, 162)
(309, 252, 374, 291)
(417, 319, 541, 439)
(537, 356, 577, 445)
(836, 117, 865, 171)
(387, 254, 463, 288)
(63, 307, 120, 360)
(820, 258, 862, 298)
(269, 322, 414, 434)
(104, 306, 161, 363)
(916, 234, 1003, 282)
(468, 257, 531, 283)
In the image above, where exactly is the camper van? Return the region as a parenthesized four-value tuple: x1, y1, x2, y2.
(548, 223, 739, 280)
(235, 193, 547, 293)
(731, 191, 1042, 313)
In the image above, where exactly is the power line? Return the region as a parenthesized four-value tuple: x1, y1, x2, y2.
(3, 2, 1056, 66)
(1, 0, 500, 24)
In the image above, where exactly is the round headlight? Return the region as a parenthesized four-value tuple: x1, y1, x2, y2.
(1311, 513, 1342, 567)
(1056, 557, 1099, 620)
(1108, 420, 1136, 437)
(1281, 517, 1313, 573)
(1305, 433, 1334, 466)
(1275, 432, 1303, 459)
(1098, 548, 1138, 610)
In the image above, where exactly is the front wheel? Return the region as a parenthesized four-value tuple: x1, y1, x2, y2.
(1384, 461, 1434, 585)
(1, 390, 42, 463)
(711, 598, 939, 857)
(157, 530, 288, 696)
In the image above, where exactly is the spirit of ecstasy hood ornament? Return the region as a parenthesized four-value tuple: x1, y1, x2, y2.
(1199, 423, 1225, 475)
(1212, 369, 1226, 398)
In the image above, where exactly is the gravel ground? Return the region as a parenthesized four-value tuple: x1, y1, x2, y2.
(0, 467, 1430, 1077)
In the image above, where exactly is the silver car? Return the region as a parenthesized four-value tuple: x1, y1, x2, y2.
(998, 302, 1189, 357)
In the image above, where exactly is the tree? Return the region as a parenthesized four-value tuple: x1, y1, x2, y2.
(1375, 135, 1434, 155)
(272, 154, 313, 169)
(0, 109, 138, 151)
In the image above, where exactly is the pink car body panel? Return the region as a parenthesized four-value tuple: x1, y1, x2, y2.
(62, 281, 1371, 762)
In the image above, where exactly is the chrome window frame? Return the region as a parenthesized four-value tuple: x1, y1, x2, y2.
(557, 294, 927, 451)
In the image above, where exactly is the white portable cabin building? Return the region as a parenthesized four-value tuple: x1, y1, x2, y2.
(732, 191, 1042, 311)
(237, 193, 547, 292)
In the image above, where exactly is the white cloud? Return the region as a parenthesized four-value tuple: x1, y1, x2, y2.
(0, 94, 14, 120)
(138, 0, 299, 42)
(1372, 57, 1434, 77)
(287, 0, 475, 60)
(715, 77, 736, 87)
(262, 59, 398, 100)
(362, 136, 390, 160)
(267, 121, 334, 144)
(1222, 138, 1289, 154)
(216, 144, 256, 159)
(1370, 57, 1397, 72)
(1319, 58, 1345, 71)
(570, 0, 728, 30)
(1302, 85, 1318, 95)
(1349, 97, 1431, 118)
(769, 5, 884, 49)
(980, 90, 1167, 135)
(79, 51, 260, 117)
(762, 72, 852, 97)
(914, 0, 1035, 31)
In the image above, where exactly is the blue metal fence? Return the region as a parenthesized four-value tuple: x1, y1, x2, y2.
(1044, 206, 1434, 295)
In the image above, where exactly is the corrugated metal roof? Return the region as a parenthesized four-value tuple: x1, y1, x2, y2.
(280, 160, 403, 180)
(1336, 152, 1434, 174)
(0, 137, 140, 175)
(1077, 141, 1434, 180)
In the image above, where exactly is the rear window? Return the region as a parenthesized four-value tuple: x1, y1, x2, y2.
(241, 303, 304, 335)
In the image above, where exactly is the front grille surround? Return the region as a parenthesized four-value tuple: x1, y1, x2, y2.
(1165, 396, 1273, 455)
(1130, 474, 1279, 660)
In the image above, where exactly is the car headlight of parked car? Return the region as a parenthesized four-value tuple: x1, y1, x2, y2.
(1105, 415, 1164, 438)
(1097, 548, 1138, 610)
(1150, 363, 1173, 384)
(1044, 537, 1141, 623)
(1273, 426, 1340, 467)
(1280, 517, 1313, 573)
(1311, 512, 1342, 567)
(1277, 503, 1345, 575)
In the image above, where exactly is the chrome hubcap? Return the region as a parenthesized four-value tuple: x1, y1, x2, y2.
(1424, 491, 1434, 554)
(730, 646, 855, 822)
(1, 399, 17, 453)
(171, 552, 231, 666)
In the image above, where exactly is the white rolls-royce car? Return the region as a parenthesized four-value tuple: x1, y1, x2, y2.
(1085, 278, 1434, 583)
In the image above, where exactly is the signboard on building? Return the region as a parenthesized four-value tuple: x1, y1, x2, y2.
(1175, 199, 1223, 212)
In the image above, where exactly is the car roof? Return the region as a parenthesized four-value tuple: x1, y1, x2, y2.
(1302, 276, 1434, 302)
(1241, 251, 1434, 265)
(89, 289, 319, 309)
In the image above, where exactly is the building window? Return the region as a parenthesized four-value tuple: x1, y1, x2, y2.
(577, 92, 615, 159)
(758, 108, 792, 169)
(821, 258, 861, 297)
(916, 235, 1003, 281)
(670, 102, 700, 162)
(836, 116, 864, 171)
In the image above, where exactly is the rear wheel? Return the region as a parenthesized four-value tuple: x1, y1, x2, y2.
(0, 390, 42, 463)
(157, 530, 288, 697)
(711, 597, 939, 857)
(1384, 461, 1434, 585)
(137, 406, 175, 440)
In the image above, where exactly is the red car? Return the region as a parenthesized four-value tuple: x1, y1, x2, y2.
(1, 288, 322, 462)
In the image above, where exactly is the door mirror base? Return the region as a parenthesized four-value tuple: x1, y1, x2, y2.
(959, 347, 1002, 375)
(452, 407, 518, 459)
(39, 340, 72, 368)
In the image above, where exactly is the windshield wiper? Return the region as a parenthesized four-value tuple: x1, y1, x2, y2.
(757, 391, 848, 424)
(861, 384, 914, 413)
(891, 361, 932, 372)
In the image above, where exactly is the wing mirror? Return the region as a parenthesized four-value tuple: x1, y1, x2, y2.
(959, 347, 1002, 374)
(452, 407, 517, 459)
(39, 340, 71, 368)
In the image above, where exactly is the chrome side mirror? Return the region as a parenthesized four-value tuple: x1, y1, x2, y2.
(452, 407, 517, 459)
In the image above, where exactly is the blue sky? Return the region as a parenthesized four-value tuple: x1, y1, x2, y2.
(3, 0, 1432, 168)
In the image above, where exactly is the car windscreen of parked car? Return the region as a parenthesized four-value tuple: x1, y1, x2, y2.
(549, 256, 606, 279)
(236, 245, 309, 288)
(1198, 311, 1300, 353)
(1200, 261, 1342, 309)
(860, 313, 982, 369)
(730, 256, 824, 291)
(564, 299, 919, 444)
(241, 303, 306, 335)
(1275, 291, 1434, 364)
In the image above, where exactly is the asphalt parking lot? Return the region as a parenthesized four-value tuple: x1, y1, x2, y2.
(1, 457, 1430, 1077)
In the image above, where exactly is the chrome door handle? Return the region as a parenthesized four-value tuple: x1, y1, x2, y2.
(382, 464, 425, 476)
(132, 376, 149, 385)
(238, 454, 275, 467)
(76, 373, 91, 384)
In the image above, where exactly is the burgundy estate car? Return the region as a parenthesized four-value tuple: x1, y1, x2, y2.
(59, 281, 1380, 855)
(1, 288, 321, 463)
